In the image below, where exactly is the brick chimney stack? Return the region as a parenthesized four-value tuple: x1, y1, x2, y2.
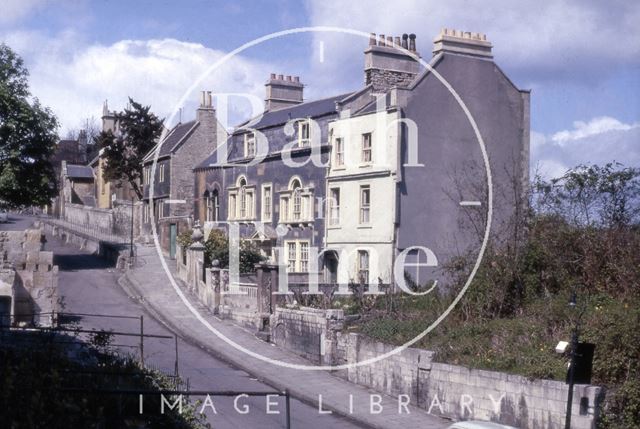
(432, 28, 493, 58)
(364, 32, 421, 91)
(264, 74, 304, 111)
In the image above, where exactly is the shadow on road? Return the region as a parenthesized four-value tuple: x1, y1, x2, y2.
(53, 253, 115, 271)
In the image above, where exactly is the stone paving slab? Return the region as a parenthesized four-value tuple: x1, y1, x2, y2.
(120, 245, 450, 429)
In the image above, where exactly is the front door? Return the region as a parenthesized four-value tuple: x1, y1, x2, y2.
(324, 251, 338, 284)
(169, 224, 177, 259)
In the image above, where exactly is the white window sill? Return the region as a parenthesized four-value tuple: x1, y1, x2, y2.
(357, 224, 372, 229)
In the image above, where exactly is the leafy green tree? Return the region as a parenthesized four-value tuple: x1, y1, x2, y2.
(204, 229, 265, 273)
(0, 43, 58, 208)
(96, 98, 163, 199)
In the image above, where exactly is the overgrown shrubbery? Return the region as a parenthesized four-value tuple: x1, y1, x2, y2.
(354, 163, 640, 428)
(0, 330, 208, 428)
(204, 229, 265, 273)
(177, 228, 265, 273)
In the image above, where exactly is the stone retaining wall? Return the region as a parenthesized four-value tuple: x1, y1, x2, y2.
(272, 307, 604, 429)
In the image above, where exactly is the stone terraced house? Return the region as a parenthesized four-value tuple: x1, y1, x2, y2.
(193, 29, 530, 287)
(141, 92, 226, 257)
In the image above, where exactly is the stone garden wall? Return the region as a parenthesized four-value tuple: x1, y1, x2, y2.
(272, 306, 604, 429)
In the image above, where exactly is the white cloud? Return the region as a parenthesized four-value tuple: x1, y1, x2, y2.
(532, 118, 640, 178)
(3, 30, 274, 135)
(306, 0, 640, 85)
(551, 116, 636, 144)
(0, 0, 45, 24)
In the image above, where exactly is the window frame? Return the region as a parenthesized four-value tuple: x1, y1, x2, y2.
(359, 185, 371, 224)
(357, 249, 370, 284)
(244, 132, 256, 158)
(361, 132, 372, 164)
(262, 183, 272, 222)
(284, 240, 311, 273)
(334, 137, 344, 167)
(329, 187, 340, 226)
(298, 119, 310, 147)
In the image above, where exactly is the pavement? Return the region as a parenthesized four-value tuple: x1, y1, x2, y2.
(121, 244, 451, 429)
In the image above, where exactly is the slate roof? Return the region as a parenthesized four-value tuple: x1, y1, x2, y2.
(66, 164, 94, 179)
(143, 120, 198, 162)
(196, 92, 352, 169)
(233, 92, 352, 134)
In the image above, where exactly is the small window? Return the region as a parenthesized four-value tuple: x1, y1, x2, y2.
(361, 133, 372, 163)
(334, 137, 344, 167)
(360, 185, 370, 224)
(280, 197, 289, 222)
(291, 180, 302, 221)
(159, 164, 165, 182)
(357, 250, 369, 284)
(228, 193, 236, 220)
(244, 132, 256, 157)
(262, 185, 272, 221)
(287, 242, 297, 272)
(212, 190, 219, 221)
(329, 188, 340, 226)
(298, 120, 310, 147)
(299, 242, 309, 272)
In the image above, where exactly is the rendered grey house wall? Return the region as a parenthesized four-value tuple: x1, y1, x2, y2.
(398, 52, 529, 280)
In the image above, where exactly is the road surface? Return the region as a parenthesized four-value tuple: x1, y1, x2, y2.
(42, 226, 361, 428)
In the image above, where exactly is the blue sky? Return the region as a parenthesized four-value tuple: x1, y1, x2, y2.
(1, 0, 638, 177)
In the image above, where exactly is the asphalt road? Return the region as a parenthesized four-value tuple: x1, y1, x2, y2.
(0, 213, 38, 231)
(42, 227, 361, 429)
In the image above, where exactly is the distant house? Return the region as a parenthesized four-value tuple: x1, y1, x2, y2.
(47, 131, 89, 216)
(141, 91, 226, 258)
(90, 102, 138, 210)
(57, 161, 95, 218)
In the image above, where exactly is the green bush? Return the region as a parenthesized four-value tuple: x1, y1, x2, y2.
(204, 229, 265, 273)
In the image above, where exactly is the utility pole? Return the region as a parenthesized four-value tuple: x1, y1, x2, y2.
(129, 197, 135, 260)
(565, 291, 579, 429)
(139, 315, 144, 366)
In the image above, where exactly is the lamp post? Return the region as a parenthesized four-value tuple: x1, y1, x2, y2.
(129, 197, 135, 260)
(564, 290, 579, 429)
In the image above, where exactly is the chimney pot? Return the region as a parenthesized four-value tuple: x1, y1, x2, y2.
(286, 75, 292, 81)
(379, 34, 386, 47)
(369, 32, 377, 46)
(409, 33, 416, 52)
(394, 36, 401, 48)
(402, 33, 409, 49)
(293, 76, 300, 83)
(270, 73, 276, 79)
(206, 91, 212, 107)
(277, 74, 284, 80)
(200, 91, 206, 107)
(386, 36, 393, 46)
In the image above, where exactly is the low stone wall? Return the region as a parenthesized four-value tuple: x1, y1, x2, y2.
(62, 200, 137, 239)
(177, 242, 270, 329)
(63, 203, 114, 236)
(42, 221, 128, 267)
(424, 362, 603, 429)
(271, 307, 603, 429)
(270, 307, 344, 364)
